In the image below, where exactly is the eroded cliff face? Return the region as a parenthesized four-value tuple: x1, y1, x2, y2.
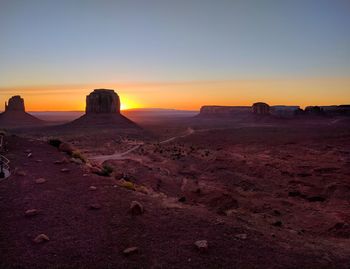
(5, 96, 25, 112)
(86, 89, 120, 114)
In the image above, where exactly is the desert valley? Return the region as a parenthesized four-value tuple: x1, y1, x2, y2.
(1, 1, 350, 268)
(0, 89, 350, 268)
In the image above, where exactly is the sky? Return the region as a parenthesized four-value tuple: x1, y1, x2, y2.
(0, 0, 349, 111)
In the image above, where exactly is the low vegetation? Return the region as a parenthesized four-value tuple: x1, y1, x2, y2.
(48, 138, 62, 148)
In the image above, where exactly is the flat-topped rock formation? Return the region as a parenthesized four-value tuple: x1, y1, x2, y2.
(0, 96, 43, 129)
(67, 89, 139, 130)
(86, 89, 120, 114)
(252, 102, 270, 115)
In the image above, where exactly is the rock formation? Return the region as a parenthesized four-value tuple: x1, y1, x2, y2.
(5, 96, 25, 112)
(86, 89, 120, 114)
(252, 102, 270, 115)
(305, 106, 324, 116)
(67, 89, 139, 130)
(270, 106, 300, 118)
(0, 95, 43, 128)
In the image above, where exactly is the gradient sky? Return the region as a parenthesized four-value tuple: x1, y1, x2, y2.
(1, 0, 350, 111)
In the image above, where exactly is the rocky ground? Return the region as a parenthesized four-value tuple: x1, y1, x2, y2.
(1, 121, 350, 268)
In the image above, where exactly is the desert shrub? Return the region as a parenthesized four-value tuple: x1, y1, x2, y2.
(48, 138, 62, 148)
(71, 150, 87, 163)
(117, 179, 136, 191)
(98, 164, 114, 177)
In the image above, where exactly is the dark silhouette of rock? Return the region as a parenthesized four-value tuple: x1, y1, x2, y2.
(86, 89, 120, 114)
(271, 106, 300, 117)
(305, 106, 324, 116)
(0, 95, 43, 128)
(252, 102, 270, 115)
(67, 89, 139, 130)
(5, 96, 25, 112)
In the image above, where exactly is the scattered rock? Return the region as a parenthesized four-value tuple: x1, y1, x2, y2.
(59, 142, 75, 155)
(194, 240, 208, 251)
(235, 234, 248, 240)
(27, 153, 32, 158)
(129, 201, 144, 215)
(178, 196, 186, 203)
(273, 221, 283, 227)
(89, 186, 97, 191)
(89, 203, 101, 210)
(54, 159, 65, 164)
(33, 234, 49, 243)
(16, 171, 26, 176)
(89, 166, 103, 175)
(71, 158, 83, 165)
(60, 168, 70, 173)
(117, 179, 136, 191)
(123, 247, 138, 256)
(36, 159, 43, 163)
(307, 196, 326, 202)
(24, 209, 39, 217)
(35, 178, 47, 184)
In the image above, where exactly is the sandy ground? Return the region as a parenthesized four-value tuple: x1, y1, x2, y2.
(1, 120, 350, 268)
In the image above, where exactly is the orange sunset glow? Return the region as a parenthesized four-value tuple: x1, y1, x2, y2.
(1, 77, 349, 111)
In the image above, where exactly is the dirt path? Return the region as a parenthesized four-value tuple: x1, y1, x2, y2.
(89, 127, 195, 163)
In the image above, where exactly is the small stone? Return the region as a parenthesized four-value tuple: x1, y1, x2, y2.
(123, 247, 138, 256)
(60, 168, 70, 173)
(25, 209, 39, 217)
(129, 201, 144, 215)
(16, 171, 26, 176)
(83, 174, 88, 177)
(33, 234, 49, 243)
(273, 221, 283, 227)
(178, 196, 186, 203)
(25, 149, 32, 153)
(89, 186, 97, 191)
(194, 240, 208, 251)
(36, 160, 43, 163)
(89, 203, 101, 210)
(235, 234, 247, 240)
(27, 153, 32, 158)
(35, 178, 46, 184)
(71, 158, 83, 164)
(54, 160, 64, 164)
